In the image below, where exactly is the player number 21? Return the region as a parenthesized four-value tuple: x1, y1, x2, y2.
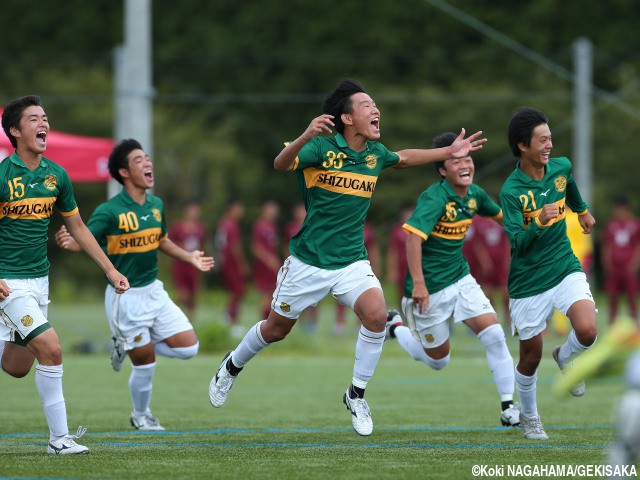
(519, 190, 538, 213)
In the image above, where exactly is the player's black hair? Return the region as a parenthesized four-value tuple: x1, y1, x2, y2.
(1, 95, 43, 148)
(614, 195, 630, 206)
(507, 107, 549, 158)
(431, 132, 458, 178)
(108, 138, 144, 185)
(322, 79, 366, 135)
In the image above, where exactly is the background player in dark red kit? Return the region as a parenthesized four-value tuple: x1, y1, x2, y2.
(169, 200, 208, 316)
(251, 199, 281, 320)
(602, 196, 640, 323)
(216, 199, 250, 337)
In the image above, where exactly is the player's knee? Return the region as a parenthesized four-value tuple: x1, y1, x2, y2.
(477, 323, 506, 347)
(426, 353, 450, 370)
(576, 326, 597, 347)
(172, 342, 199, 360)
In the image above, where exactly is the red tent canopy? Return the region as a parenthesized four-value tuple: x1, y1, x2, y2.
(0, 108, 113, 182)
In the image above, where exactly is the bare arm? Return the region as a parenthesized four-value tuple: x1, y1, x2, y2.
(394, 129, 487, 169)
(0, 279, 11, 301)
(274, 114, 334, 171)
(63, 214, 130, 293)
(406, 233, 429, 314)
(159, 237, 214, 272)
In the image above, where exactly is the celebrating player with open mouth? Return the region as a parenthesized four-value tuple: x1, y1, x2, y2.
(209, 78, 486, 436)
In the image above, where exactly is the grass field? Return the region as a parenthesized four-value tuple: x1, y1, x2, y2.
(0, 296, 634, 479)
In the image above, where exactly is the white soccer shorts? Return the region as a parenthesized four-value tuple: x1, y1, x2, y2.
(402, 274, 495, 349)
(509, 271, 594, 340)
(106, 279, 193, 351)
(0, 277, 51, 345)
(271, 256, 382, 319)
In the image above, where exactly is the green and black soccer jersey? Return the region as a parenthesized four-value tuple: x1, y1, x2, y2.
(499, 157, 589, 298)
(288, 134, 400, 269)
(87, 189, 167, 288)
(0, 152, 78, 278)
(402, 181, 502, 296)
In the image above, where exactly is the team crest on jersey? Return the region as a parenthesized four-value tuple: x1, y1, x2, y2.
(280, 302, 291, 313)
(554, 175, 567, 192)
(152, 208, 161, 222)
(21, 315, 33, 327)
(424, 333, 434, 343)
(365, 155, 377, 169)
(467, 198, 477, 212)
(43, 175, 57, 191)
(134, 334, 143, 343)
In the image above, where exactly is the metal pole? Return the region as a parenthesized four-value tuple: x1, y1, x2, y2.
(572, 38, 593, 208)
(111, 0, 154, 198)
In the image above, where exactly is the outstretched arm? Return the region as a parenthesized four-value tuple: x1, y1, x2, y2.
(274, 114, 334, 171)
(394, 128, 487, 169)
(63, 213, 130, 293)
(159, 237, 215, 272)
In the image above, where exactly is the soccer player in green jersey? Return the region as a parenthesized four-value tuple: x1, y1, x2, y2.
(385, 131, 520, 427)
(499, 107, 597, 439)
(55, 139, 214, 431)
(209, 78, 486, 436)
(0, 95, 130, 454)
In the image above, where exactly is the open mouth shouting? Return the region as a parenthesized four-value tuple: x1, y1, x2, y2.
(36, 130, 47, 147)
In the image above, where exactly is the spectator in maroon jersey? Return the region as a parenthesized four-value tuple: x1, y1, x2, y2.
(386, 204, 414, 308)
(470, 214, 511, 324)
(216, 199, 250, 336)
(169, 200, 208, 316)
(252, 199, 281, 320)
(602, 196, 640, 323)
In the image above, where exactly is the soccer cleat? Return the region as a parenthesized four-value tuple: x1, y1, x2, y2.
(343, 389, 373, 436)
(47, 426, 89, 455)
(500, 402, 521, 427)
(209, 351, 238, 408)
(520, 413, 549, 440)
(385, 309, 403, 341)
(552, 346, 586, 397)
(130, 412, 165, 431)
(111, 336, 126, 372)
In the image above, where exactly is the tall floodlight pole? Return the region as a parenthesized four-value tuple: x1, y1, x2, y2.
(572, 38, 593, 208)
(111, 0, 153, 198)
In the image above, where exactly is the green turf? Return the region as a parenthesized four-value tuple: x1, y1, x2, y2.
(0, 299, 634, 479)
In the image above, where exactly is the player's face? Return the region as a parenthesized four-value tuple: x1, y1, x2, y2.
(11, 105, 49, 154)
(125, 148, 154, 189)
(343, 92, 381, 140)
(521, 123, 552, 167)
(441, 156, 474, 190)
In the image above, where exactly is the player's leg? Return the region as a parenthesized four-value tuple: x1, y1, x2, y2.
(510, 292, 553, 439)
(391, 285, 455, 370)
(2, 278, 88, 454)
(465, 313, 518, 426)
(0, 341, 36, 377)
(150, 284, 199, 360)
(606, 273, 620, 324)
(624, 271, 639, 320)
(127, 342, 164, 431)
(553, 272, 597, 397)
(331, 260, 387, 436)
(209, 256, 327, 409)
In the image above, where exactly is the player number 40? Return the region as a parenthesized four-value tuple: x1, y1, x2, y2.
(118, 212, 139, 232)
